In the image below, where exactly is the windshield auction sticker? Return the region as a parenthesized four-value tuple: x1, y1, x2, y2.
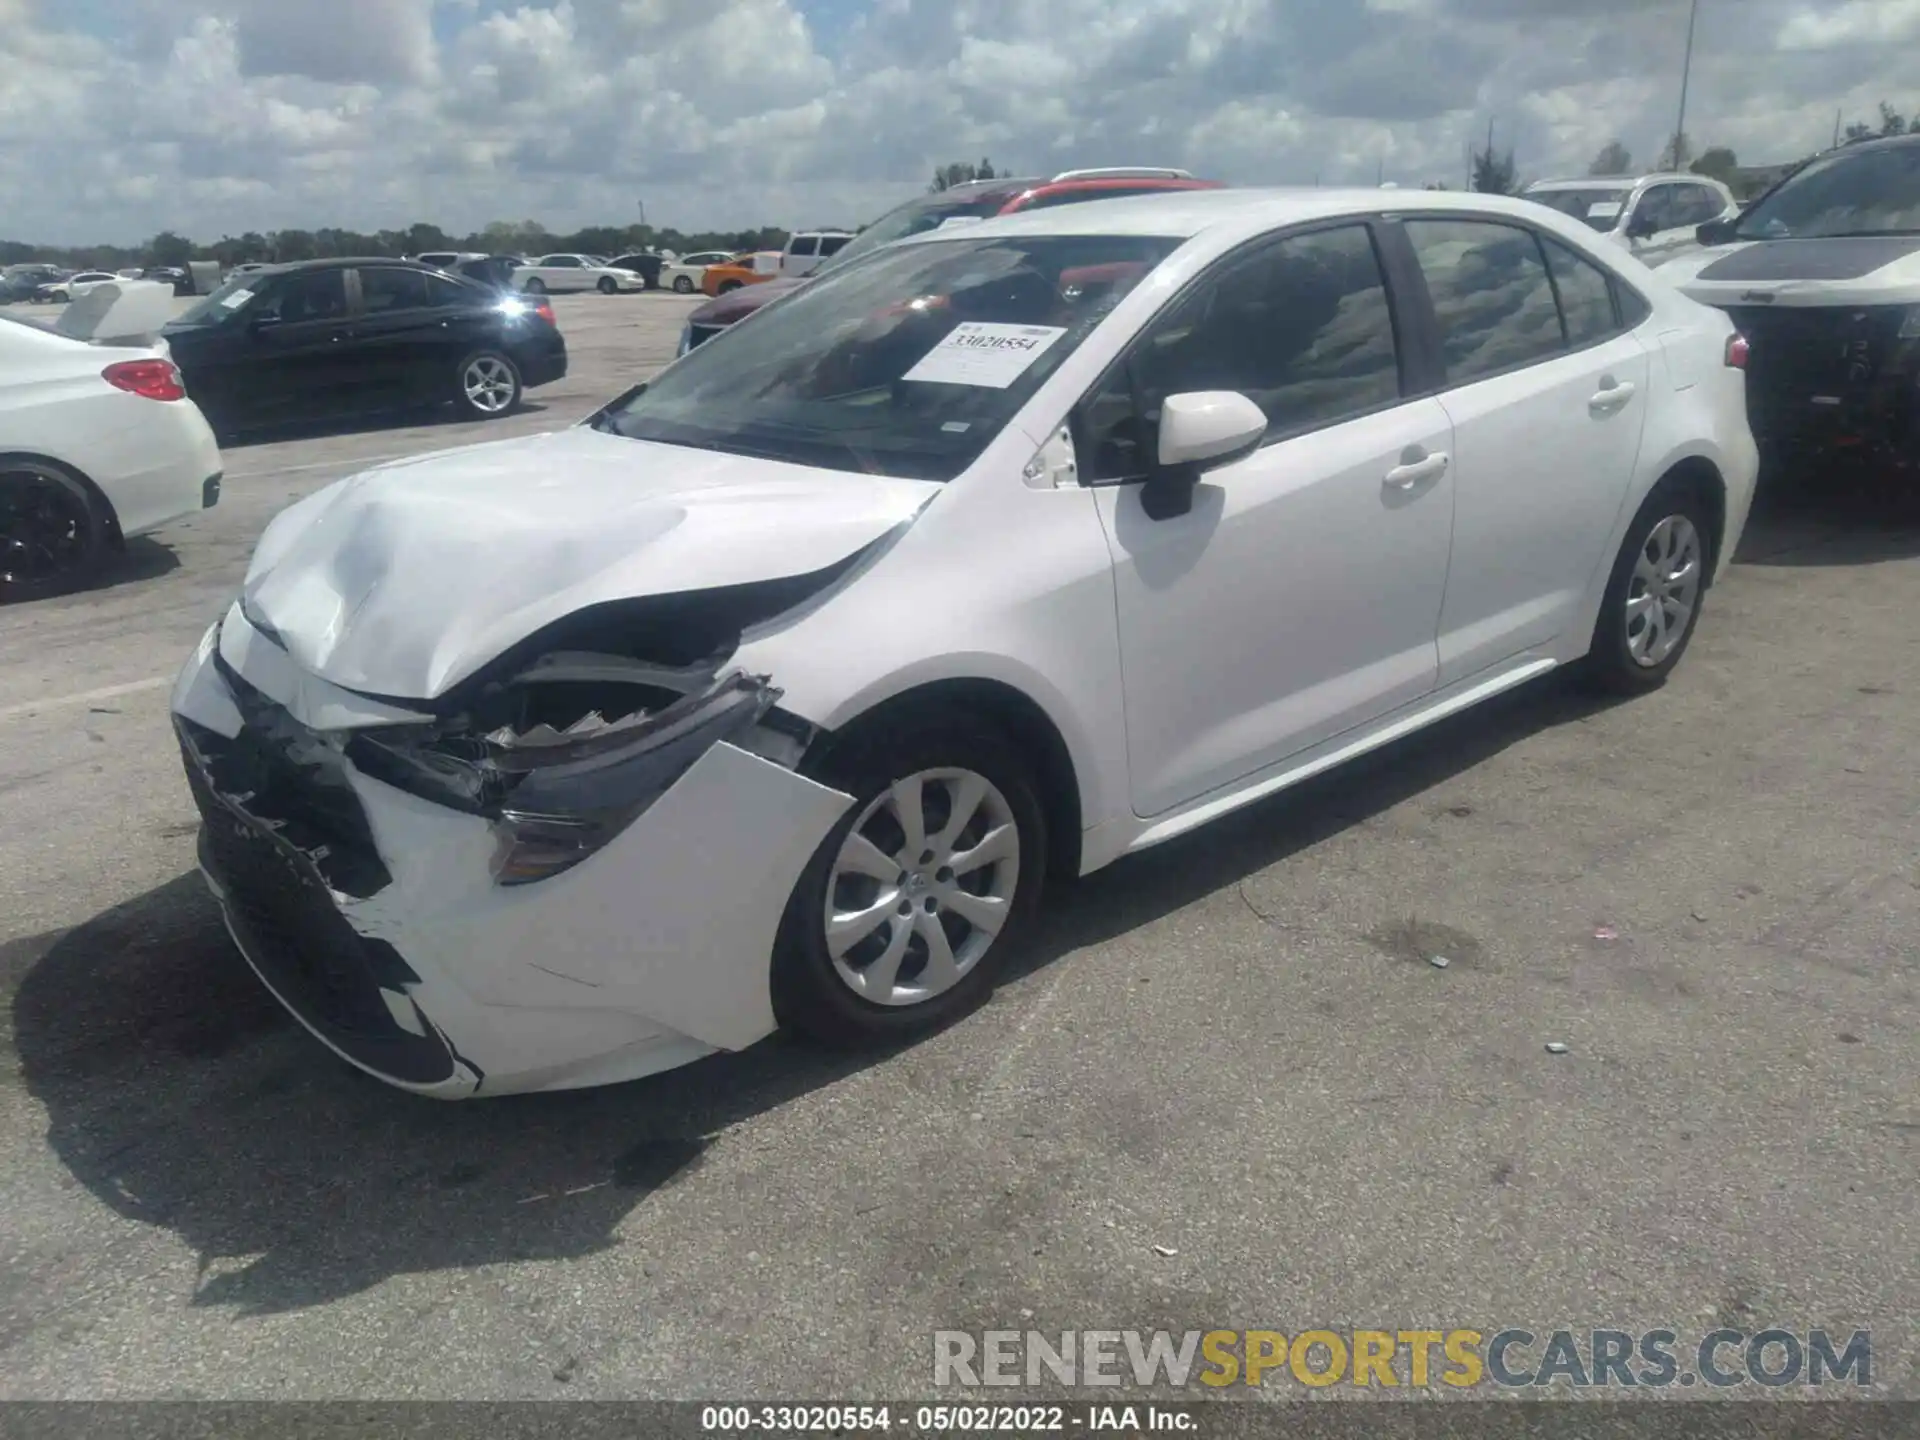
(904, 322, 1068, 389)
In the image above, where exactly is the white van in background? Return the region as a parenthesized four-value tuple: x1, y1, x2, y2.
(780, 230, 855, 278)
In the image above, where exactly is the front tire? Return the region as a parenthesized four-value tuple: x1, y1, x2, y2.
(522, 277, 546, 294)
(597, 275, 618, 295)
(454, 350, 522, 420)
(673, 275, 695, 294)
(1579, 476, 1714, 695)
(772, 717, 1048, 1049)
(1, 458, 109, 603)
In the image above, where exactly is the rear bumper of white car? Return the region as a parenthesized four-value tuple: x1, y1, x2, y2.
(104, 393, 224, 539)
(170, 616, 854, 1098)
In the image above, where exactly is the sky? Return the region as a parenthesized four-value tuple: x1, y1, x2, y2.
(2, 0, 1917, 245)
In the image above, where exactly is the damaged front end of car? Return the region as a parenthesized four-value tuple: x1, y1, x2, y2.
(347, 652, 801, 887)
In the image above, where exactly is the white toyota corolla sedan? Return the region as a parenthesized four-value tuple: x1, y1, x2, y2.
(172, 189, 1757, 1097)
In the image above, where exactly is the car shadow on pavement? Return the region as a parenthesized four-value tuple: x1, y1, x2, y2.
(1735, 467, 1920, 568)
(216, 401, 550, 452)
(9, 673, 1623, 1318)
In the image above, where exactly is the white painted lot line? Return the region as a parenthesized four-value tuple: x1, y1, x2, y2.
(222, 449, 410, 481)
(0, 676, 170, 724)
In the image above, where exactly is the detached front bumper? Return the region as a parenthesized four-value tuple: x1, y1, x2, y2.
(171, 616, 852, 1098)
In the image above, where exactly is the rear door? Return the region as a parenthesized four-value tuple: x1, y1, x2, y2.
(348, 266, 487, 410)
(1396, 218, 1652, 684)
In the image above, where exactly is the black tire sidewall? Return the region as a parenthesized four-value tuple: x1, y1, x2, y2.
(718, 280, 742, 294)
(771, 718, 1049, 1048)
(523, 277, 545, 294)
(673, 276, 694, 293)
(454, 350, 521, 419)
(598, 276, 617, 294)
(0, 460, 107, 603)
(1587, 479, 1713, 692)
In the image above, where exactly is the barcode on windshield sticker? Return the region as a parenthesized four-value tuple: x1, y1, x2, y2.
(903, 322, 1068, 389)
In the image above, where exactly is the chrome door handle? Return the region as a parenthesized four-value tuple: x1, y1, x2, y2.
(1590, 380, 1637, 414)
(1384, 452, 1449, 489)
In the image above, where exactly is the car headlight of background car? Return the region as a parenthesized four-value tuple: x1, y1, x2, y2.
(349, 670, 781, 886)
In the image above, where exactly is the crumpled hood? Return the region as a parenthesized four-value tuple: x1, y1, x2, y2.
(240, 427, 939, 701)
(1663, 237, 1920, 307)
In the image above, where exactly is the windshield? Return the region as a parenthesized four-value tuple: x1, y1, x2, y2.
(1524, 187, 1631, 232)
(173, 273, 265, 325)
(814, 190, 1020, 276)
(599, 232, 1181, 482)
(1734, 143, 1920, 239)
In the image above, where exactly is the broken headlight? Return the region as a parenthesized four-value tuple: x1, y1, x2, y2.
(348, 662, 782, 886)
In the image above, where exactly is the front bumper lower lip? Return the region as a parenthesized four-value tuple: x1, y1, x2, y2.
(173, 630, 855, 1098)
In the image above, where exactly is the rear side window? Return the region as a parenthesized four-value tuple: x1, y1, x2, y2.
(360, 268, 432, 313)
(1403, 219, 1562, 384)
(789, 236, 818, 257)
(1676, 184, 1727, 225)
(1540, 237, 1619, 348)
(819, 235, 851, 257)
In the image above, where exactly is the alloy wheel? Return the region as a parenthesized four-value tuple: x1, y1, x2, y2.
(824, 768, 1021, 1007)
(0, 463, 92, 596)
(1624, 514, 1701, 667)
(462, 357, 516, 414)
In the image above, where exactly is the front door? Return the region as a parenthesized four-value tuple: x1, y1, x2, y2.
(1624, 183, 1699, 268)
(1080, 222, 1457, 818)
(1394, 219, 1652, 683)
(235, 268, 360, 423)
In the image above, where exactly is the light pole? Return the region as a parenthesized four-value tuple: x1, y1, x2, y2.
(1672, 0, 1699, 168)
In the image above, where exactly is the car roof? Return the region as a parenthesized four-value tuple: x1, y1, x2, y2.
(893, 186, 1605, 245)
(1527, 172, 1721, 191)
(235, 257, 442, 275)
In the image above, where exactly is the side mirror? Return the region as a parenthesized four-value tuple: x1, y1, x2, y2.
(1142, 391, 1267, 520)
(1157, 391, 1267, 469)
(1696, 217, 1737, 247)
(1623, 213, 1658, 241)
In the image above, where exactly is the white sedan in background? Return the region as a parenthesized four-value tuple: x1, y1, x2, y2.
(658, 250, 735, 293)
(43, 271, 121, 303)
(1, 286, 222, 602)
(172, 189, 1754, 1097)
(511, 254, 647, 294)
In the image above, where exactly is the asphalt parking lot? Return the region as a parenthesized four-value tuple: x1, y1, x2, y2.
(2, 288, 1919, 1402)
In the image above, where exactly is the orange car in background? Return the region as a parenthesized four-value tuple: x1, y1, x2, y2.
(700, 252, 783, 297)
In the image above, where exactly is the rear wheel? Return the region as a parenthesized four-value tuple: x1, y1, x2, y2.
(1579, 476, 1714, 694)
(522, 277, 546, 295)
(597, 275, 618, 295)
(772, 718, 1047, 1048)
(0, 458, 109, 603)
(672, 275, 695, 294)
(454, 350, 522, 420)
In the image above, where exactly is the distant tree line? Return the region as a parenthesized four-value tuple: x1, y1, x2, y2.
(0, 218, 816, 273)
(1457, 98, 1916, 199)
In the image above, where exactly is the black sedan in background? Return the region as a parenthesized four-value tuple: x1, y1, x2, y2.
(161, 258, 567, 434)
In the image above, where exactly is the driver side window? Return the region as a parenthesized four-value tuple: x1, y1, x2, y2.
(1630, 186, 1676, 234)
(1078, 224, 1404, 481)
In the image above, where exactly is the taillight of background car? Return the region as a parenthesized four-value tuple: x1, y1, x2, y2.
(1724, 334, 1749, 369)
(101, 358, 186, 401)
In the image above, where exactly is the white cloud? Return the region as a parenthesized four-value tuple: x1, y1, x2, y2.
(2, 0, 1915, 244)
